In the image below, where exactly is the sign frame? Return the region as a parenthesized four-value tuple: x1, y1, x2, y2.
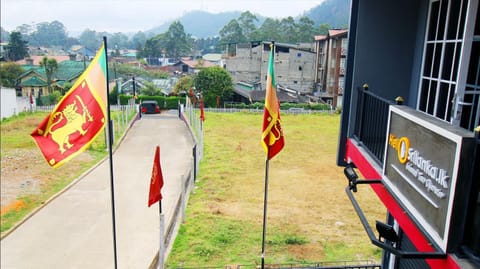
(382, 105, 474, 252)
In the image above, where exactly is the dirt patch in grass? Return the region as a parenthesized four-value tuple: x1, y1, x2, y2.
(0, 112, 100, 235)
(1, 148, 94, 209)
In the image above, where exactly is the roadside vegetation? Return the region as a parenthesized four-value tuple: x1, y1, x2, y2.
(0, 108, 137, 236)
(166, 112, 385, 267)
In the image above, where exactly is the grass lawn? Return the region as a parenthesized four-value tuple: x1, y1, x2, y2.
(166, 112, 385, 267)
(0, 109, 136, 236)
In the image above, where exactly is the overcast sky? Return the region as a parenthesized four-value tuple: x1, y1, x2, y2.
(2, 0, 324, 35)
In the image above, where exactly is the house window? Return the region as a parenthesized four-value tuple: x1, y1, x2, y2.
(341, 38, 348, 50)
(418, 0, 479, 131)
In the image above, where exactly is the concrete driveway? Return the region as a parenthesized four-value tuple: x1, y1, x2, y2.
(0, 111, 195, 268)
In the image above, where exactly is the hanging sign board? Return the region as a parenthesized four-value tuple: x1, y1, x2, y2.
(383, 105, 474, 252)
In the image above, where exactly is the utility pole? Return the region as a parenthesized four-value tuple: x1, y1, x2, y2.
(132, 76, 136, 102)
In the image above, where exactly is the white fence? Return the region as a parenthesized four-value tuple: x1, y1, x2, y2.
(1, 88, 35, 119)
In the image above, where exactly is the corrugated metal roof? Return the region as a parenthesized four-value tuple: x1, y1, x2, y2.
(18, 60, 87, 83)
(176, 59, 216, 68)
(55, 60, 86, 81)
(202, 53, 222, 62)
(20, 76, 47, 87)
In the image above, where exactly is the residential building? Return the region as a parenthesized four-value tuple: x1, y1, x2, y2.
(172, 58, 216, 74)
(338, 1, 479, 268)
(225, 41, 316, 101)
(17, 55, 87, 97)
(202, 53, 224, 67)
(314, 29, 348, 107)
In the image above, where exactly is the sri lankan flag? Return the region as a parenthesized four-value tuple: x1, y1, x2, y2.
(31, 44, 108, 168)
(261, 45, 284, 160)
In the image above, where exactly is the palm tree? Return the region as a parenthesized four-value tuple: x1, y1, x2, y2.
(39, 57, 58, 94)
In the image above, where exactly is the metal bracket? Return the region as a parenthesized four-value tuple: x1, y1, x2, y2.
(344, 167, 447, 259)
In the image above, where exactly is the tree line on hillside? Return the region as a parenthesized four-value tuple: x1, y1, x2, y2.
(140, 11, 331, 59)
(219, 11, 330, 44)
(0, 21, 148, 53)
(1, 11, 339, 108)
(2, 10, 334, 62)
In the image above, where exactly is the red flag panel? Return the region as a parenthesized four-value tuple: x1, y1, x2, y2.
(31, 79, 105, 167)
(148, 145, 164, 207)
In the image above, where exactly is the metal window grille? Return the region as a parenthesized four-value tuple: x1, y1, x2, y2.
(418, 0, 480, 131)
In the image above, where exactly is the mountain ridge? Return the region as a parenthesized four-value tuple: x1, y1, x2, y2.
(147, 0, 350, 38)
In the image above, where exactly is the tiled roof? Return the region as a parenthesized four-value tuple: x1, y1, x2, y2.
(328, 29, 348, 37)
(16, 55, 71, 65)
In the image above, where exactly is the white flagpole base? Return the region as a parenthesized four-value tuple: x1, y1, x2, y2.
(159, 213, 165, 269)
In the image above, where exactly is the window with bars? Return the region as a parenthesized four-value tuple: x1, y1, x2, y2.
(418, 0, 479, 132)
(419, 0, 480, 260)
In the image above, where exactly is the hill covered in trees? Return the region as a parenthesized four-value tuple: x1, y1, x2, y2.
(305, 0, 351, 29)
(147, 0, 351, 38)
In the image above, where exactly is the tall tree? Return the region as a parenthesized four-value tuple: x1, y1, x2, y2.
(140, 34, 165, 59)
(237, 11, 258, 41)
(0, 62, 25, 87)
(30, 21, 68, 47)
(280, 17, 298, 43)
(6, 32, 29, 61)
(140, 22, 191, 61)
(130, 31, 147, 50)
(255, 18, 282, 42)
(109, 32, 129, 49)
(297, 16, 316, 42)
(194, 66, 233, 107)
(39, 57, 58, 94)
(317, 23, 331, 35)
(219, 19, 246, 44)
(173, 75, 193, 95)
(164, 21, 191, 59)
(79, 29, 102, 50)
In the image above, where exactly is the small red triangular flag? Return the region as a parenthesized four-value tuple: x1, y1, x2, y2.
(200, 98, 205, 122)
(148, 145, 164, 207)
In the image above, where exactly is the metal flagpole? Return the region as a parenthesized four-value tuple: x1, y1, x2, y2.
(261, 41, 275, 269)
(159, 201, 165, 269)
(261, 157, 270, 269)
(103, 36, 119, 269)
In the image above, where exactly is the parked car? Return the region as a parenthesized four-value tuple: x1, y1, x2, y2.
(140, 100, 161, 114)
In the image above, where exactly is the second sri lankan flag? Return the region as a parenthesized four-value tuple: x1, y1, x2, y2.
(31, 43, 108, 168)
(261, 45, 285, 160)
